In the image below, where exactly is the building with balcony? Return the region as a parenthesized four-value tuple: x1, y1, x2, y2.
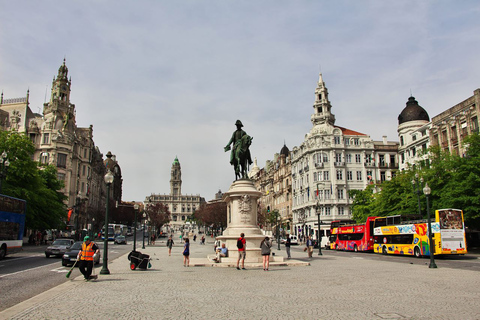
(291, 73, 395, 240)
(398, 89, 480, 171)
(250, 143, 292, 234)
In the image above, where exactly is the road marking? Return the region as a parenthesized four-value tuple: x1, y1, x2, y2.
(0, 262, 59, 278)
(51, 267, 68, 273)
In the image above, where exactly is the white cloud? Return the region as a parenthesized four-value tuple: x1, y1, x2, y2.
(1, 0, 479, 201)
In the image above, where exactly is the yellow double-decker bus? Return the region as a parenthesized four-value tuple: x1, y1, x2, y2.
(373, 209, 467, 257)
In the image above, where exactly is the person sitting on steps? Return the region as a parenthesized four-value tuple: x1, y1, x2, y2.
(213, 243, 228, 263)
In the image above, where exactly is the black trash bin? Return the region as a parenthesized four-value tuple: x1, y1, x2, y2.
(128, 250, 150, 270)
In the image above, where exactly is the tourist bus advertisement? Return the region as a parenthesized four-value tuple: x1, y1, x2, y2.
(373, 209, 467, 257)
(0, 194, 27, 259)
(329, 216, 378, 252)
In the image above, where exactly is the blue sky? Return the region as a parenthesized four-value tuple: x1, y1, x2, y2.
(1, 1, 479, 202)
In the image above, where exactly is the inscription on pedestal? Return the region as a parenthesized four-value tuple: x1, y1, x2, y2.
(238, 194, 251, 223)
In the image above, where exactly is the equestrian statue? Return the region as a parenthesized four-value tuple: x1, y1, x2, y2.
(224, 120, 253, 180)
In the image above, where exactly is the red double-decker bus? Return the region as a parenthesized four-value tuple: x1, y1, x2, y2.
(329, 216, 377, 252)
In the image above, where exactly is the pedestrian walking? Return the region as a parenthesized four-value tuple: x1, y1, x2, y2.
(77, 236, 99, 281)
(201, 235, 205, 245)
(179, 234, 183, 243)
(260, 236, 272, 271)
(193, 234, 197, 242)
(151, 233, 156, 245)
(167, 236, 174, 256)
(183, 238, 190, 267)
(236, 233, 246, 270)
(306, 236, 314, 258)
(285, 234, 291, 259)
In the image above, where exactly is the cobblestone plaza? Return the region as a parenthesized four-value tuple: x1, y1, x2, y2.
(2, 238, 479, 320)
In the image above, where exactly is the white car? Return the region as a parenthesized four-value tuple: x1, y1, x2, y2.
(281, 235, 298, 245)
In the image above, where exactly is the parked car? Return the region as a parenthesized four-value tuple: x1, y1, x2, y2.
(45, 238, 74, 258)
(62, 241, 100, 266)
(280, 235, 299, 245)
(114, 235, 127, 245)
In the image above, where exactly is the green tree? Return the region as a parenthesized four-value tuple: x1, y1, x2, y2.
(431, 134, 480, 228)
(145, 202, 171, 233)
(0, 130, 67, 230)
(350, 133, 480, 229)
(349, 185, 375, 223)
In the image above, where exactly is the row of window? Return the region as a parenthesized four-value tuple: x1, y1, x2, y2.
(334, 136, 361, 146)
(293, 206, 347, 218)
(171, 215, 192, 222)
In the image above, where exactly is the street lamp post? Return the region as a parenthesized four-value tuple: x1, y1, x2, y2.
(315, 201, 323, 256)
(142, 213, 146, 249)
(90, 218, 95, 238)
(133, 204, 138, 251)
(147, 219, 151, 246)
(0, 151, 10, 194)
(423, 183, 438, 269)
(412, 173, 424, 217)
(100, 170, 114, 275)
(276, 211, 281, 250)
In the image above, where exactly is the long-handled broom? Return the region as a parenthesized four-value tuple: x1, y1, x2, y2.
(66, 258, 80, 278)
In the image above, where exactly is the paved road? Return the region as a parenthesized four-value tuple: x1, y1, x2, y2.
(1, 236, 479, 320)
(0, 235, 140, 311)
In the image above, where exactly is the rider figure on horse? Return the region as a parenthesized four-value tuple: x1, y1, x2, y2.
(224, 120, 253, 180)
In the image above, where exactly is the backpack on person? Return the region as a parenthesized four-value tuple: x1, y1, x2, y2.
(236, 238, 243, 249)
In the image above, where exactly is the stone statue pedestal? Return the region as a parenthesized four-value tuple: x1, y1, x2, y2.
(216, 179, 283, 263)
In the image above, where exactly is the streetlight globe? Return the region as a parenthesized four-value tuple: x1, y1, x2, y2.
(104, 171, 114, 184)
(411, 179, 415, 185)
(134, 204, 139, 210)
(423, 183, 431, 195)
(1, 151, 7, 159)
(4, 160, 9, 167)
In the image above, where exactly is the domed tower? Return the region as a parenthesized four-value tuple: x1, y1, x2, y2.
(398, 96, 430, 125)
(279, 142, 290, 165)
(397, 96, 430, 168)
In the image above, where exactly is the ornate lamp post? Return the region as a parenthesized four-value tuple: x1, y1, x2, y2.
(411, 173, 424, 217)
(133, 204, 139, 251)
(90, 218, 95, 238)
(0, 151, 10, 194)
(142, 213, 146, 249)
(423, 183, 438, 269)
(100, 170, 114, 275)
(276, 210, 281, 250)
(315, 201, 323, 256)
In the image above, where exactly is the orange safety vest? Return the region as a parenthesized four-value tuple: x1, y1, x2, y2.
(81, 242, 95, 261)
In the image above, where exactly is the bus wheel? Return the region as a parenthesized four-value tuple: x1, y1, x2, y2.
(382, 246, 388, 255)
(354, 245, 358, 252)
(0, 245, 6, 260)
(414, 247, 421, 258)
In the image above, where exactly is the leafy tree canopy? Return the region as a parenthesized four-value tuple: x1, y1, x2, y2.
(350, 133, 480, 229)
(0, 130, 67, 230)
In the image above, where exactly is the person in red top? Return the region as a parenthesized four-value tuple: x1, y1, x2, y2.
(236, 233, 246, 270)
(77, 236, 99, 281)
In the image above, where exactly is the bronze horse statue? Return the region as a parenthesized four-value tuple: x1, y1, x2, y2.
(232, 134, 253, 180)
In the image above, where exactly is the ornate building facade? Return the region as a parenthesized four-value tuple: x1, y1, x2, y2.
(397, 89, 480, 171)
(144, 157, 205, 229)
(250, 144, 292, 233)
(291, 74, 396, 241)
(0, 60, 121, 232)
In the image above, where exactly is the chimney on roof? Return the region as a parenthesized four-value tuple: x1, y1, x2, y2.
(383, 136, 387, 145)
